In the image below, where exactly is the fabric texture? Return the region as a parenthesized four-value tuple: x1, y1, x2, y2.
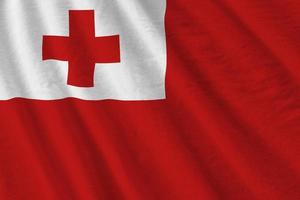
(0, 0, 300, 199)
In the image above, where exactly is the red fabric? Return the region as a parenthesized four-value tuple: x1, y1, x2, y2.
(1, 0, 300, 199)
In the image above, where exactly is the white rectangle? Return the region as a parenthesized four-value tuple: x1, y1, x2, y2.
(0, 0, 167, 100)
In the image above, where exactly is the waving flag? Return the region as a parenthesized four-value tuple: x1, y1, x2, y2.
(0, 0, 299, 200)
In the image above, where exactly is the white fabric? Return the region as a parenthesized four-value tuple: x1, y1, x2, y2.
(0, 0, 167, 100)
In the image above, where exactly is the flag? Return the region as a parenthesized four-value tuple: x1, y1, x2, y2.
(0, 0, 299, 199)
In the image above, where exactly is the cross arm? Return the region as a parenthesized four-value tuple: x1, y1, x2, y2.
(43, 36, 70, 61)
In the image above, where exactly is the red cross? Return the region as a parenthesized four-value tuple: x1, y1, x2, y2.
(42, 10, 120, 87)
